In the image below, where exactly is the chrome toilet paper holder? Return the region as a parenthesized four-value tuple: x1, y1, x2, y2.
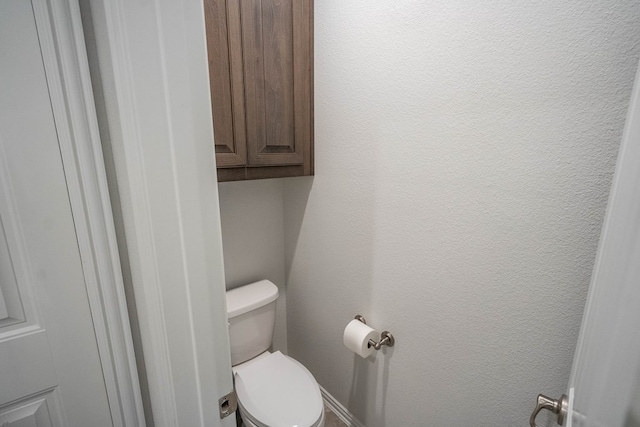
(355, 315, 395, 350)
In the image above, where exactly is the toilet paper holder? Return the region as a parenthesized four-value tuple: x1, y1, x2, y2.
(355, 315, 395, 350)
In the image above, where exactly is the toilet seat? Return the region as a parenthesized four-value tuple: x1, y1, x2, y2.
(234, 351, 324, 427)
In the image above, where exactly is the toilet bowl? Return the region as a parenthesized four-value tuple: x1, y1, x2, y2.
(226, 280, 325, 427)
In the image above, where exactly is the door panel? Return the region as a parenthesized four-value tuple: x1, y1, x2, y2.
(0, 1, 113, 425)
(0, 221, 25, 327)
(0, 390, 64, 427)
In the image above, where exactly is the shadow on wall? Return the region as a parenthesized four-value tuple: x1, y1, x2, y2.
(283, 141, 393, 426)
(218, 179, 289, 352)
(281, 176, 313, 264)
(280, 3, 640, 425)
(348, 346, 393, 424)
(282, 52, 433, 423)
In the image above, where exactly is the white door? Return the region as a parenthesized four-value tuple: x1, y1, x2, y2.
(83, 0, 236, 425)
(530, 60, 640, 427)
(0, 1, 114, 425)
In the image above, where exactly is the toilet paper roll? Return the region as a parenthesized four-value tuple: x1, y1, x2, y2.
(343, 319, 380, 358)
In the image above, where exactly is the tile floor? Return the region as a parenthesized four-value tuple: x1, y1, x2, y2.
(323, 404, 349, 427)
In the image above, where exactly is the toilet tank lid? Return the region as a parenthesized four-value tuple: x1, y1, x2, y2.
(226, 280, 279, 318)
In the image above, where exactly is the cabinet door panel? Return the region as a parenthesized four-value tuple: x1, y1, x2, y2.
(242, 0, 309, 166)
(261, 0, 294, 151)
(205, 0, 247, 167)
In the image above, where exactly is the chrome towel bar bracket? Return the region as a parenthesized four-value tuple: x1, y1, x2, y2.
(355, 315, 395, 349)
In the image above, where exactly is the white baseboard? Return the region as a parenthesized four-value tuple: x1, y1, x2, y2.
(320, 386, 366, 427)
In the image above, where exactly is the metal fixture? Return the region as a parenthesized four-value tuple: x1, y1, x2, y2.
(529, 393, 568, 427)
(218, 389, 237, 419)
(354, 315, 395, 349)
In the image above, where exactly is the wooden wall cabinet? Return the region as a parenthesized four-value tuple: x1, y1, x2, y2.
(204, 0, 313, 182)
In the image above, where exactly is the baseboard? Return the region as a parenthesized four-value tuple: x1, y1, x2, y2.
(320, 386, 365, 427)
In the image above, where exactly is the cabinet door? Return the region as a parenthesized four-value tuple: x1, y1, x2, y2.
(205, 0, 313, 181)
(240, 0, 312, 168)
(204, 0, 247, 167)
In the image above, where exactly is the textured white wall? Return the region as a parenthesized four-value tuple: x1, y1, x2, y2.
(283, 1, 640, 426)
(218, 179, 287, 352)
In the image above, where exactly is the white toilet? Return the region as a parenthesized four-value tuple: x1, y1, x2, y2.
(226, 280, 325, 427)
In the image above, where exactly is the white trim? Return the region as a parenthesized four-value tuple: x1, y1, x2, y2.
(84, 0, 235, 425)
(320, 386, 366, 427)
(86, 0, 181, 421)
(30, 0, 146, 425)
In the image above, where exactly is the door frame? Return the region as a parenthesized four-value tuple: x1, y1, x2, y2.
(567, 59, 640, 426)
(30, 0, 146, 425)
(83, 0, 236, 425)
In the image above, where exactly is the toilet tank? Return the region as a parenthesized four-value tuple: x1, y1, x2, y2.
(225, 280, 279, 366)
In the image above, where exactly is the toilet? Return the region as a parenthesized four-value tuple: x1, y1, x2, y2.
(226, 280, 325, 427)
